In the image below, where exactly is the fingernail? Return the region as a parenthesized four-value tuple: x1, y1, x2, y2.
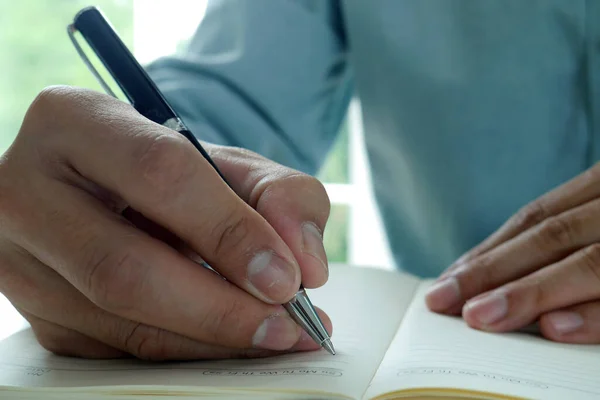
(302, 222, 328, 277)
(547, 312, 583, 335)
(464, 292, 508, 326)
(247, 251, 298, 303)
(252, 314, 300, 350)
(426, 277, 461, 311)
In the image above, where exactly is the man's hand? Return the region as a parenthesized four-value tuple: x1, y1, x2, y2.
(426, 163, 600, 344)
(0, 86, 331, 360)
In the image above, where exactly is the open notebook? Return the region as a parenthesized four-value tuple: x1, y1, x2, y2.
(1, 265, 599, 400)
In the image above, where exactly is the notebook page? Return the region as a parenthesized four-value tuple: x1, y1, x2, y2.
(0, 265, 419, 399)
(365, 281, 600, 400)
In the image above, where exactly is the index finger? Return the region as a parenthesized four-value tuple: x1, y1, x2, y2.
(427, 198, 600, 314)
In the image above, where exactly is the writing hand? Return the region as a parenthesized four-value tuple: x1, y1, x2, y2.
(426, 163, 600, 343)
(0, 86, 331, 360)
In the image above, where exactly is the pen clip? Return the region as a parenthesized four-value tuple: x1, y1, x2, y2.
(67, 24, 118, 99)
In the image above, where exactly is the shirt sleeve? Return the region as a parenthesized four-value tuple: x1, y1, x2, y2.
(146, 0, 353, 175)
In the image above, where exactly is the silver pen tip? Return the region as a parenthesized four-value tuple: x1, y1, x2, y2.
(322, 339, 336, 355)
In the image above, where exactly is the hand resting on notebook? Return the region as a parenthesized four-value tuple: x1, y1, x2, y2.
(0, 86, 331, 360)
(427, 163, 600, 344)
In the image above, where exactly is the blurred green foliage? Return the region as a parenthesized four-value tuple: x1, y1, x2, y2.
(0, 0, 348, 262)
(0, 0, 134, 153)
(323, 204, 348, 263)
(317, 119, 349, 184)
(317, 121, 350, 263)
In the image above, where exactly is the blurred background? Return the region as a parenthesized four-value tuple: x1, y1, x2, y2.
(0, 0, 393, 340)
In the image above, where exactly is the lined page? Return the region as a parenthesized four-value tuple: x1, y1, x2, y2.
(366, 282, 600, 400)
(0, 265, 419, 399)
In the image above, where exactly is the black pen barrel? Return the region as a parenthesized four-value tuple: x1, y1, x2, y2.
(73, 6, 175, 125)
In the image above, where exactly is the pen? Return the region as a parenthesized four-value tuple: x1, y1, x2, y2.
(67, 6, 334, 356)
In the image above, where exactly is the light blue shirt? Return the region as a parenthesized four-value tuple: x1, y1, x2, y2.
(147, 0, 598, 278)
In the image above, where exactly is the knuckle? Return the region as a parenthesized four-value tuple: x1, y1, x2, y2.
(18, 87, 81, 169)
(454, 249, 479, 267)
(135, 134, 196, 204)
(466, 253, 494, 275)
(23, 86, 79, 132)
(16, 88, 59, 144)
(292, 173, 331, 216)
(256, 171, 331, 218)
(501, 279, 544, 317)
(459, 255, 498, 292)
(520, 275, 546, 310)
(298, 173, 331, 210)
(29, 86, 70, 114)
(281, 172, 326, 197)
(210, 212, 251, 259)
(512, 201, 548, 232)
(580, 244, 600, 283)
(83, 245, 145, 314)
(530, 281, 545, 310)
(536, 216, 575, 248)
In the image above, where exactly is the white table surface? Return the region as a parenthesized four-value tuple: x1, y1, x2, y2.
(0, 294, 28, 342)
